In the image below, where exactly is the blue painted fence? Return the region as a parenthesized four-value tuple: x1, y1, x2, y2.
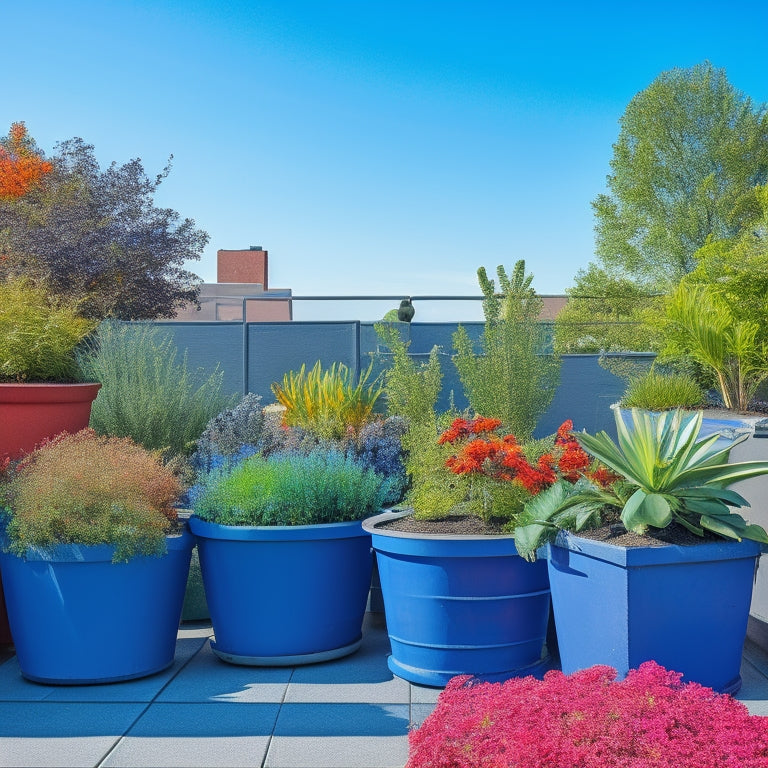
(153, 320, 654, 437)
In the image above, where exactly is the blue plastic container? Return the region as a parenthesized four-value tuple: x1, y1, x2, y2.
(188, 516, 372, 664)
(0, 528, 194, 684)
(548, 532, 760, 694)
(363, 509, 551, 686)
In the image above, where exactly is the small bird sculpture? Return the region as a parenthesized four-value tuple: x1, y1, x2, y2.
(397, 297, 415, 323)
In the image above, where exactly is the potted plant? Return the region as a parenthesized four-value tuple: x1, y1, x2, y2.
(0, 278, 100, 461)
(514, 407, 768, 693)
(189, 448, 392, 665)
(0, 278, 100, 645)
(406, 661, 768, 767)
(0, 429, 193, 684)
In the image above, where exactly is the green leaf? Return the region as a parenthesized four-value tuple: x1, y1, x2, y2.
(699, 515, 744, 541)
(744, 524, 768, 545)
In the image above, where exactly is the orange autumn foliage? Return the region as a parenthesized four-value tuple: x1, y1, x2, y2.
(0, 122, 53, 200)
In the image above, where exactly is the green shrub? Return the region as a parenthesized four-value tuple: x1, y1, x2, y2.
(78, 321, 234, 456)
(193, 450, 391, 526)
(620, 370, 705, 410)
(0, 278, 95, 382)
(453, 261, 560, 441)
(6, 429, 181, 562)
(272, 360, 384, 440)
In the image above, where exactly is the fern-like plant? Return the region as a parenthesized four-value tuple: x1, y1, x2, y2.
(662, 284, 768, 411)
(453, 261, 560, 441)
(271, 360, 383, 440)
(374, 323, 455, 519)
(6, 429, 181, 562)
(0, 278, 96, 382)
(78, 321, 233, 456)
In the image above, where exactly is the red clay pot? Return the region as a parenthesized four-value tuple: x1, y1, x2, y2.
(0, 382, 101, 461)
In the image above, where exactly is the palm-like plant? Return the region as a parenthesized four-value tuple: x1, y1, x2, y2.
(514, 408, 768, 561)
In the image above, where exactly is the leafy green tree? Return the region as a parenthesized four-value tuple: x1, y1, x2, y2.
(0, 127, 207, 319)
(554, 264, 663, 353)
(682, 185, 768, 341)
(592, 62, 768, 290)
(453, 261, 560, 441)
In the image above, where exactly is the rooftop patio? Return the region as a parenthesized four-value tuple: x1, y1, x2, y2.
(2, 611, 768, 768)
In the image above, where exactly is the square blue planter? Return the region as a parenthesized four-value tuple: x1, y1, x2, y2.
(548, 532, 760, 694)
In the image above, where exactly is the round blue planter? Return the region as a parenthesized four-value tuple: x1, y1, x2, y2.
(363, 509, 551, 687)
(188, 516, 372, 665)
(548, 532, 760, 694)
(0, 527, 194, 684)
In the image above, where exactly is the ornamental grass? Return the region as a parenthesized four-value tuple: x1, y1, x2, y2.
(407, 662, 768, 768)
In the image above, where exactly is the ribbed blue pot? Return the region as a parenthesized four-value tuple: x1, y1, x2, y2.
(548, 532, 760, 694)
(363, 510, 551, 687)
(0, 527, 194, 684)
(188, 516, 372, 665)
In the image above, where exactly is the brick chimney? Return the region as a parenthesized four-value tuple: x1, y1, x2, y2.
(217, 246, 268, 290)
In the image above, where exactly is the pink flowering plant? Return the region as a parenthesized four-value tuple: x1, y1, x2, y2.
(407, 661, 768, 768)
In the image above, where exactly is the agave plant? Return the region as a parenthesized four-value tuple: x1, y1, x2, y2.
(514, 408, 768, 561)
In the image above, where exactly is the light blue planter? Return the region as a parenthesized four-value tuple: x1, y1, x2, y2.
(0, 528, 194, 684)
(363, 509, 551, 687)
(548, 532, 760, 694)
(188, 516, 372, 665)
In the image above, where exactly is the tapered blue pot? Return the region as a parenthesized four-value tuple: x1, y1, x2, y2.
(0, 528, 194, 684)
(548, 532, 760, 694)
(188, 516, 372, 665)
(363, 510, 551, 687)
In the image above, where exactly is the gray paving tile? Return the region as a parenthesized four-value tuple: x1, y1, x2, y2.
(267, 704, 410, 767)
(409, 703, 437, 728)
(736, 657, 768, 715)
(158, 640, 291, 703)
(102, 703, 279, 767)
(0, 657, 56, 701)
(265, 735, 410, 768)
(0, 701, 145, 768)
(409, 684, 442, 704)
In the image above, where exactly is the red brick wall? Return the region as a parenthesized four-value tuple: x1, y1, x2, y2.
(217, 249, 268, 289)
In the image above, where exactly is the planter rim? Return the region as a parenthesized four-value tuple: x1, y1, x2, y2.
(551, 529, 761, 567)
(610, 403, 762, 432)
(363, 509, 520, 558)
(362, 508, 514, 541)
(0, 381, 101, 404)
(3, 525, 193, 564)
(188, 514, 369, 542)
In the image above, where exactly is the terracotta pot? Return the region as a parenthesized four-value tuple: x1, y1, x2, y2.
(0, 382, 101, 461)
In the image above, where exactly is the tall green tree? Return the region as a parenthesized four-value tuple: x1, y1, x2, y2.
(0, 127, 207, 320)
(554, 264, 663, 353)
(592, 61, 768, 290)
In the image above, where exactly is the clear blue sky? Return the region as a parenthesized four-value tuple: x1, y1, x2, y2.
(4, 1, 768, 320)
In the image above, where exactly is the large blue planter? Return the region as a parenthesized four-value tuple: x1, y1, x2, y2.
(0, 527, 194, 684)
(548, 532, 760, 694)
(363, 509, 551, 687)
(188, 516, 372, 664)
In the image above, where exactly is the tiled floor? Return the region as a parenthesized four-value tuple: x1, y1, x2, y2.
(0, 614, 438, 768)
(3, 613, 768, 768)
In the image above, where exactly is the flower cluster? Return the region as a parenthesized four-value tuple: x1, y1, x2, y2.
(407, 661, 768, 767)
(438, 417, 596, 496)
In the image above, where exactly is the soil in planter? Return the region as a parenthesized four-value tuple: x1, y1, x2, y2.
(575, 519, 724, 548)
(376, 512, 509, 536)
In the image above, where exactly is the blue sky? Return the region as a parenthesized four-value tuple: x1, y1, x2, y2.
(4, 1, 768, 320)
